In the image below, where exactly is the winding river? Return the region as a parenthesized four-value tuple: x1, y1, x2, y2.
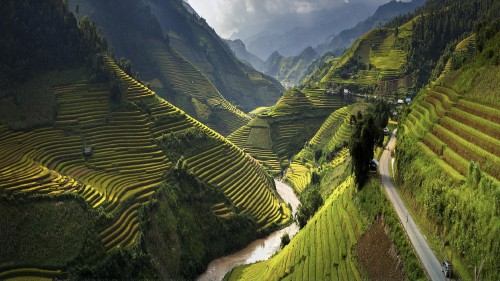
(197, 180, 300, 281)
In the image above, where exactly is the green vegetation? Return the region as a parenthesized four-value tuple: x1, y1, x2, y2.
(349, 100, 390, 187)
(228, 88, 349, 175)
(396, 22, 500, 279)
(229, 177, 362, 281)
(0, 53, 289, 279)
(146, 39, 250, 136)
(0, 196, 101, 275)
(296, 183, 323, 228)
(229, 176, 425, 281)
(305, 26, 411, 98)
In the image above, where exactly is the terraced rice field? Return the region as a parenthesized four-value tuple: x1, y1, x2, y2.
(229, 177, 364, 281)
(0, 80, 172, 253)
(269, 90, 314, 117)
(285, 148, 348, 194)
(229, 89, 347, 175)
(0, 56, 289, 278)
(309, 106, 350, 147)
(302, 88, 345, 110)
(105, 55, 289, 228)
(320, 27, 408, 94)
(284, 162, 312, 193)
(324, 117, 354, 154)
(146, 40, 250, 136)
(228, 122, 282, 175)
(182, 143, 286, 228)
(404, 84, 500, 181)
(437, 36, 476, 82)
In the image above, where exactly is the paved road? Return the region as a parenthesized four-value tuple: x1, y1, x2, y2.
(380, 130, 445, 281)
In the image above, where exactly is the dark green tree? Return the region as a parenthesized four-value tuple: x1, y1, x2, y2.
(296, 185, 323, 228)
(372, 100, 390, 145)
(349, 114, 377, 188)
(109, 78, 126, 104)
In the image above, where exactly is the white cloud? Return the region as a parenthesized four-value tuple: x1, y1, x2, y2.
(188, 0, 387, 38)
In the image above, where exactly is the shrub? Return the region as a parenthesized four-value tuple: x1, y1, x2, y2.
(280, 233, 290, 249)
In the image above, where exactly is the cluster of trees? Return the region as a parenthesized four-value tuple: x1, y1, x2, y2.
(296, 179, 323, 228)
(395, 0, 499, 87)
(0, 0, 108, 89)
(349, 100, 390, 188)
(335, 56, 367, 79)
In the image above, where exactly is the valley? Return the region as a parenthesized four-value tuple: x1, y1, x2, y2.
(0, 0, 498, 280)
(198, 180, 300, 281)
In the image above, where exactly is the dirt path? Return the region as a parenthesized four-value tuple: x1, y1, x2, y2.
(380, 130, 445, 281)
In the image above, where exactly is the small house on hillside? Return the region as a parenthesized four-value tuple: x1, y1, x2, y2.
(83, 146, 93, 158)
(405, 97, 412, 103)
(397, 99, 404, 104)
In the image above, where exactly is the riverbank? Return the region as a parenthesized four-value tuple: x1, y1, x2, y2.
(197, 180, 300, 281)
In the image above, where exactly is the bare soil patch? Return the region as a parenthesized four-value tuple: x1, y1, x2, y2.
(356, 216, 405, 280)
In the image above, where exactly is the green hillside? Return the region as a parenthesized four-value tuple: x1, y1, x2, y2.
(396, 22, 499, 280)
(303, 0, 499, 100)
(146, 39, 251, 136)
(68, 0, 282, 135)
(0, 52, 289, 279)
(304, 25, 412, 98)
(228, 88, 349, 175)
(230, 177, 363, 281)
(284, 105, 355, 194)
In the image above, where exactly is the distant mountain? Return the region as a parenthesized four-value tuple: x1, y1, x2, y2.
(261, 47, 318, 86)
(316, 0, 427, 55)
(224, 39, 264, 70)
(250, 0, 427, 87)
(69, 0, 283, 116)
(146, 0, 284, 112)
(241, 2, 376, 60)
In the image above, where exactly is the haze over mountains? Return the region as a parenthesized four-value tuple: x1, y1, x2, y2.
(221, 0, 426, 86)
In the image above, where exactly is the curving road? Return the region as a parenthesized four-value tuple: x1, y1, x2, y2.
(380, 130, 445, 281)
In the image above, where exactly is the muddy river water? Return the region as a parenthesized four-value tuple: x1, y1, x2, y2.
(197, 180, 300, 281)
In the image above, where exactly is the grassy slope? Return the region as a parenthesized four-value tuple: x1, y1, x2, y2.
(0, 57, 289, 278)
(0, 197, 101, 279)
(304, 19, 415, 98)
(229, 178, 362, 281)
(396, 32, 500, 280)
(229, 177, 426, 281)
(228, 88, 348, 175)
(146, 39, 251, 136)
(148, 0, 284, 112)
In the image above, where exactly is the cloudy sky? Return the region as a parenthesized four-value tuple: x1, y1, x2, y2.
(187, 0, 389, 38)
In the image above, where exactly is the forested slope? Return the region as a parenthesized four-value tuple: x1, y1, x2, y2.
(303, 0, 499, 99)
(0, 2, 290, 279)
